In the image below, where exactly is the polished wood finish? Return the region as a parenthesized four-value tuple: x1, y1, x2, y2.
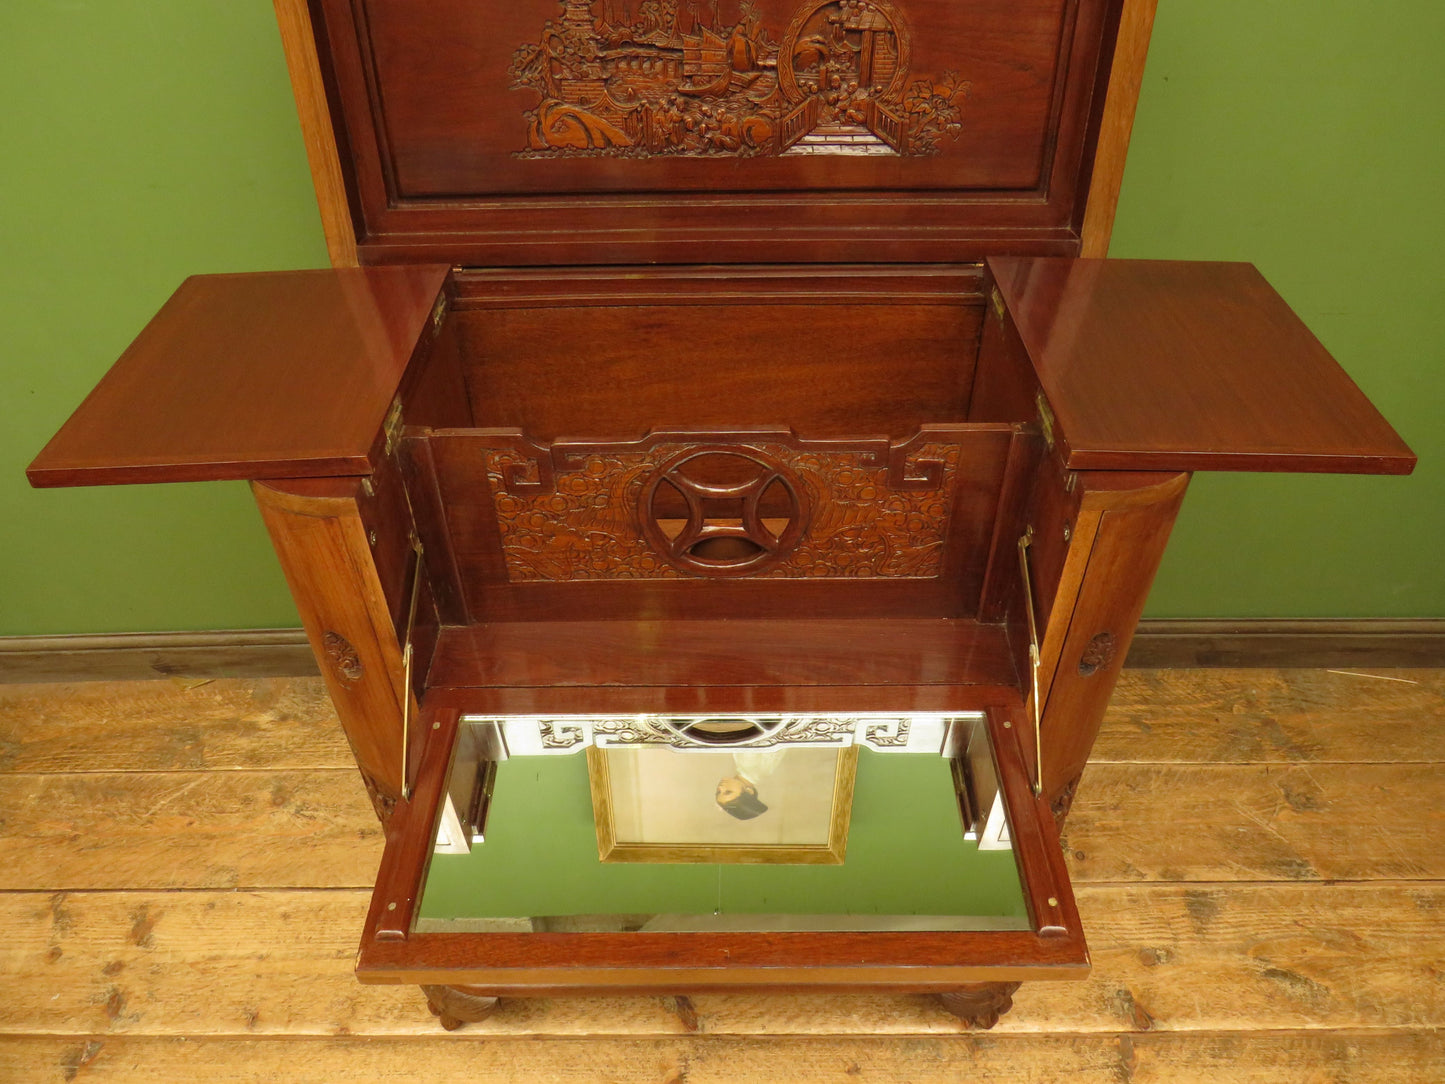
(272, 0, 359, 268)
(22, 0, 1422, 1034)
(1033, 471, 1189, 805)
(426, 618, 1018, 696)
(413, 424, 1021, 622)
(253, 478, 416, 806)
(304, 0, 1126, 266)
(989, 258, 1418, 475)
(1079, 0, 1159, 257)
(455, 301, 982, 442)
(28, 267, 448, 487)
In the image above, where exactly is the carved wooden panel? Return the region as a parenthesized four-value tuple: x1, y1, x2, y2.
(310, 0, 1120, 263)
(412, 423, 1022, 620)
(511, 0, 968, 159)
(475, 429, 971, 581)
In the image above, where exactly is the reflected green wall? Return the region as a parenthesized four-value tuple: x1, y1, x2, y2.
(420, 750, 1028, 922)
(2, 2, 1439, 636)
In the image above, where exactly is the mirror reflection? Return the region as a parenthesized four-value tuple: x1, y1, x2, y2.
(420, 713, 1026, 933)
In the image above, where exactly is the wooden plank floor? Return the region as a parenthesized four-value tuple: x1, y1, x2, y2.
(0, 670, 1441, 1082)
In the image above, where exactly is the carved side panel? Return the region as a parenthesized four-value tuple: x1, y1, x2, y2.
(480, 431, 966, 581)
(253, 479, 409, 805)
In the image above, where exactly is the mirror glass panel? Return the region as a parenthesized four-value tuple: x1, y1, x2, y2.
(418, 713, 1027, 933)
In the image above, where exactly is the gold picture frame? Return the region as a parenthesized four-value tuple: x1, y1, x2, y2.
(587, 745, 859, 864)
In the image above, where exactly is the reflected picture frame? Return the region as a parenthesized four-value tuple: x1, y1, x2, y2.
(587, 745, 859, 864)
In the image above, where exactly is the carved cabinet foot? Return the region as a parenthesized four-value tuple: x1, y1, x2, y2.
(421, 984, 501, 1031)
(937, 982, 1021, 1029)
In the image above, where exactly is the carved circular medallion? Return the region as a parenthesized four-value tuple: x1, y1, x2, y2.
(778, 0, 912, 105)
(640, 447, 808, 577)
(664, 716, 787, 746)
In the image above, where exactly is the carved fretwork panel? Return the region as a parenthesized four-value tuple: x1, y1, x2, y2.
(474, 429, 977, 582)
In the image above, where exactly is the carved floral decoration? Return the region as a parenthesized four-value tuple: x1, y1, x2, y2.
(323, 631, 364, 684)
(509, 0, 969, 157)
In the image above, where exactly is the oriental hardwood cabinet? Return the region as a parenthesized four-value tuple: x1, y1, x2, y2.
(29, 0, 1413, 1029)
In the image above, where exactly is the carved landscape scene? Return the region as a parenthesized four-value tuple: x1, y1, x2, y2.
(509, 0, 970, 157)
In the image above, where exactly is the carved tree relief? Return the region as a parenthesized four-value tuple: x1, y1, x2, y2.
(510, 0, 969, 157)
(481, 431, 964, 582)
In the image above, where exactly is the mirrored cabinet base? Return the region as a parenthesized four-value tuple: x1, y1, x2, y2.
(361, 702, 1086, 1029)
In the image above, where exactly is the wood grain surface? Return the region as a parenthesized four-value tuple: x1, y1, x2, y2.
(0, 769, 380, 891)
(0, 678, 348, 772)
(989, 258, 1417, 476)
(1, 669, 1440, 1081)
(27, 266, 447, 487)
(303, 0, 1129, 266)
(1095, 668, 1445, 763)
(272, 0, 358, 268)
(1079, 0, 1160, 258)
(2, 1032, 1442, 1084)
(8, 755, 1435, 893)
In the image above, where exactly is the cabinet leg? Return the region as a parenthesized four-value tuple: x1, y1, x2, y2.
(421, 984, 500, 1031)
(937, 982, 1021, 1029)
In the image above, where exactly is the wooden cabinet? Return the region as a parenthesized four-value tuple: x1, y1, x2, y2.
(27, 0, 1414, 1028)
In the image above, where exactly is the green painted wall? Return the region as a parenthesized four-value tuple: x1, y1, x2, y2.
(1111, 3, 1443, 616)
(3, 2, 1439, 636)
(3, 3, 321, 635)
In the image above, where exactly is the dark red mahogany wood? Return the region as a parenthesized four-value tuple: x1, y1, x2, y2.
(311, 0, 1124, 266)
(426, 617, 1019, 692)
(988, 258, 1417, 475)
(27, 266, 449, 487)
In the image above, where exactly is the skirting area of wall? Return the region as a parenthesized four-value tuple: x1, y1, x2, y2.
(2, 621, 1442, 684)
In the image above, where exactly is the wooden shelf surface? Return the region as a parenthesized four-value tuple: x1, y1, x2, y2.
(424, 618, 1021, 716)
(990, 257, 1416, 476)
(28, 266, 448, 487)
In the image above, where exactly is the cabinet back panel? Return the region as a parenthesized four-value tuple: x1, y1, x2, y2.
(455, 302, 982, 442)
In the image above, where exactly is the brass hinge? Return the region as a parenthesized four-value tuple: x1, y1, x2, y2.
(382, 397, 405, 457)
(400, 533, 424, 803)
(1035, 391, 1056, 451)
(989, 286, 1006, 323)
(1017, 526, 1044, 797)
(430, 292, 448, 332)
